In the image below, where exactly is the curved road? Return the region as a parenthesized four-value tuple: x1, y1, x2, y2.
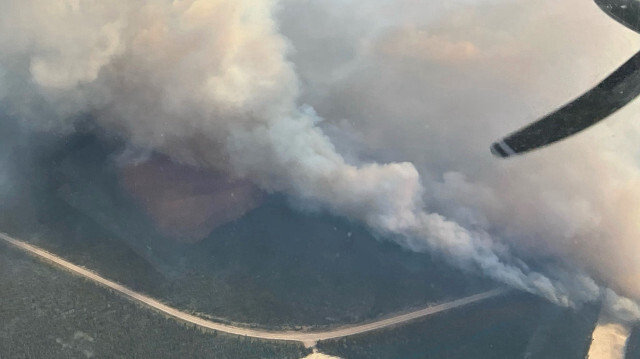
(0, 232, 505, 347)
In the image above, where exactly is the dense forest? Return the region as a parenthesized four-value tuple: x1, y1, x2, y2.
(317, 293, 599, 359)
(0, 245, 309, 359)
(0, 131, 496, 330)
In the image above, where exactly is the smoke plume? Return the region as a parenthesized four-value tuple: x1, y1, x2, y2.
(2, 0, 640, 321)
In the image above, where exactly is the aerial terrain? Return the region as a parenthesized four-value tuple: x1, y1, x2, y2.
(3, 0, 640, 358)
(0, 128, 622, 358)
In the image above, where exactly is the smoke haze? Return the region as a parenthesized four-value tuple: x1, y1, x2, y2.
(2, 0, 640, 321)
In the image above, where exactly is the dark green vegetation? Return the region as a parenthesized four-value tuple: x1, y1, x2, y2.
(0, 120, 602, 359)
(0, 130, 495, 329)
(317, 292, 600, 359)
(0, 244, 309, 359)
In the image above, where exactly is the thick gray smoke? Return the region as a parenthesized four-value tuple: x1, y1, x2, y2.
(2, 0, 640, 321)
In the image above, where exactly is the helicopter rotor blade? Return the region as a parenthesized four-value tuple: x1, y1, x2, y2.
(491, 49, 640, 158)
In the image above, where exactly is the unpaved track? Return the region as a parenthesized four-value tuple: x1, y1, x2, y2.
(0, 232, 505, 346)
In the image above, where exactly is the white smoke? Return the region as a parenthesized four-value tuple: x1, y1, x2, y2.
(1, 0, 640, 322)
(300, 352, 342, 359)
(280, 0, 640, 318)
(588, 321, 632, 359)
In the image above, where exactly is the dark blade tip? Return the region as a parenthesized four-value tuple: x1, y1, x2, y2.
(490, 142, 509, 158)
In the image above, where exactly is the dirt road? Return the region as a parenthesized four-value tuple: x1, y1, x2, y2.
(0, 232, 505, 347)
